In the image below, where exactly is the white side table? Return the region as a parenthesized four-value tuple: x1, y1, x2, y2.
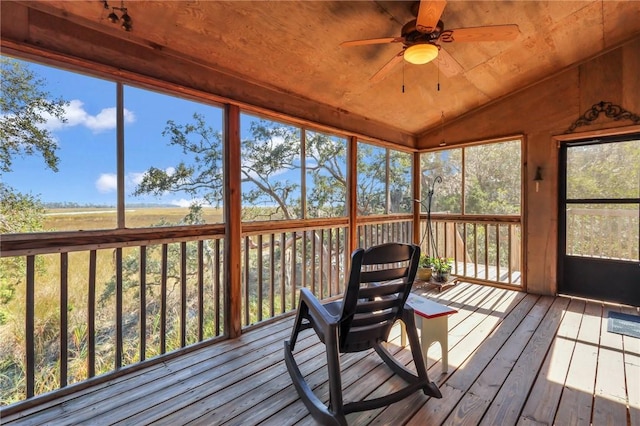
(401, 293, 457, 374)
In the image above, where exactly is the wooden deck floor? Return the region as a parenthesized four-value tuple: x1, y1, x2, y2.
(2, 283, 639, 425)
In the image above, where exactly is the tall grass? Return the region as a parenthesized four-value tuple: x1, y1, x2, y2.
(1, 208, 226, 405)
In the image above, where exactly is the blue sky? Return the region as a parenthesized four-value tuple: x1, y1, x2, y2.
(3, 57, 228, 207)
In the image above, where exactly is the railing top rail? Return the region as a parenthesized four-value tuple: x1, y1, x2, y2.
(425, 214, 521, 224)
(1, 224, 225, 257)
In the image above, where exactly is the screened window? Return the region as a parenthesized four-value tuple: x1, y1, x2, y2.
(240, 113, 302, 221)
(357, 142, 413, 216)
(465, 140, 521, 215)
(305, 130, 347, 218)
(420, 149, 462, 214)
(1, 57, 117, 232)
(420, 140, 521, 215)
(124, 86, 224, 227)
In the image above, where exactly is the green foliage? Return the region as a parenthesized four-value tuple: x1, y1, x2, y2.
(241, 120, 301, 220)
(357, 143, 387, 215)
(432, 256, 453, 273)
(305, 131, 347, 217)
(133, 113, 225, 208)
(0, 57, 67, 174)
(421, 149, 462, 214)
(419, 254, 434, 268)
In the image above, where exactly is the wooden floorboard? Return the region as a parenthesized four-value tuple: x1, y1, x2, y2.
(2, 283, 638, 426)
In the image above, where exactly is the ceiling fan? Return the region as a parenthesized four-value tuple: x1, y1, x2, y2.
(341, 0, 519, 82)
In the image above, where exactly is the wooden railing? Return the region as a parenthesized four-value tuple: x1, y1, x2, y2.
(566, 207, 639, 261)
(0, 225, 226, 403)
(421, 215, 522, 286)
(0, 213, 521, 405)
(240, 221, 349, 327)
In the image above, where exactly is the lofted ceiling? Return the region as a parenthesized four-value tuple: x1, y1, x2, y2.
(5, 1, 640, 138)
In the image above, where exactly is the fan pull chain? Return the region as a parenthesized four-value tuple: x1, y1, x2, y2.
(437, 62, 441, 92)
(402, 62, 405, 93)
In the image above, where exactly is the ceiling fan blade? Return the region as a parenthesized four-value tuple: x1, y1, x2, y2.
(370, 51, 404, 83)
(433, 48, 463, 77)
(415, 0, 447, 33)
(341, 37, 404, 47)
(440, 24, 520, 42)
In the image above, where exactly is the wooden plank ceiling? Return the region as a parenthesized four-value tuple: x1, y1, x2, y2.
(8, 1, 640, 137)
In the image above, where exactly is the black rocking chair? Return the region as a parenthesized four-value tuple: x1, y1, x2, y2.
(284, 242, 442, 425)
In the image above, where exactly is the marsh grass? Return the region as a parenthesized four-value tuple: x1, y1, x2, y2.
(1, 207, 227, 404)
(1, 206, 310, 404)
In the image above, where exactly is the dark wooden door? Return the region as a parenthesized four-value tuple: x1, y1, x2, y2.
(558, 134, 640, 305)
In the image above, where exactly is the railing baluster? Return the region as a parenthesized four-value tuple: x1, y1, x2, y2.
(301, 231, 307, 290)
(160, 244, 168, 354)
(473, 224, 478, 278)
(496, 225, 501, 282)
(26, 255, 35, 398)
(243, 236, 250, 325)
(280, 232, 286, 314)
(334, 228, 340, 294)
(311, 231, 317, 296)
(115, 248, 123, 369)
(88, 250, 96, 378)
(319, 229, 325, 299)
(291, 231, 297, 310)
(508, 225, 513, 284)
(270, 235, 275, 318)
(140, 246, 147, 361)
(180, 241, 187, 347)
(484, 224, 489, 280)
(215, 239, 221, 336)
(60, 252, 68, 388)
(257, 235, 263, 322)
(196, 241, 203, 342)
(328, 229, 333, 296)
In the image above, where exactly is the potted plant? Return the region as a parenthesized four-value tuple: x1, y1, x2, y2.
(416, 254, 434, 281)
(432, 257, 453, 282)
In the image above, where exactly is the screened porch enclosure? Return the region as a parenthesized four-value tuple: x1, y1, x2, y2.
(2, 0, 640, 419)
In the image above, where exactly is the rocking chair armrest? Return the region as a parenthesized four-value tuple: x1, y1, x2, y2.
(299, 288, 340, 327)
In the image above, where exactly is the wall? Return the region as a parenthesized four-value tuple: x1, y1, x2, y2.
(418, 36, 640, 295)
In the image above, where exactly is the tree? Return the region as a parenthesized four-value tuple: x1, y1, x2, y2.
(0, 57, 68, 307)
(0, 57, 67, 174)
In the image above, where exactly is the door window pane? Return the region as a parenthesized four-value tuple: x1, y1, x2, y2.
(567, 140, 640, 200)
(566, 203, 639, 261)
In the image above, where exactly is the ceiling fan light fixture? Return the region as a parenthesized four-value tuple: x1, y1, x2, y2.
(404, 43, 439, 65)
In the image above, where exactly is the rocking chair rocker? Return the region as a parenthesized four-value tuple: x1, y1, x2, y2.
(284, 242, 442, 425)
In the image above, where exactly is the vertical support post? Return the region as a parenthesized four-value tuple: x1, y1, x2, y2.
(413, 151, 421, 246)
(224, 104, 242, 338)
(348, 136, 358, 257)
(116, 82, 125, 229)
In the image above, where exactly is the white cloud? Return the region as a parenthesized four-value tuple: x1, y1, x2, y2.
(42, 100, 135, 133)
(128, 172, 146, 186)
(170, 198, 211, 208)
(96, 173, 117, 193)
